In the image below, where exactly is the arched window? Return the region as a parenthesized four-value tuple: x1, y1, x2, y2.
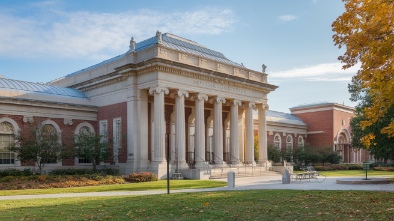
(274, 134, 281, 150)
(297, 136, 304, 148)
(77, 125, 93, 164)
(286, 135, 293, 149)
(0, 122, 15, 165)
(40, 124, 60, 164)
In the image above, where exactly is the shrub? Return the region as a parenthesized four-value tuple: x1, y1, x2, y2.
(50, 169, 94, 176)
(268, 145, 281, 163)
(314, 166, 330, 171)
(49, 168, 120, 176)
(0, 168, 33, 178)
(373, 166, 394, 172)
(330, 164, 349, 170)
(348, 164, 363, 170)
(125, 172, 158, 182)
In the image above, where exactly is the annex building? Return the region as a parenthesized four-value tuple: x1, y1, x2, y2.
(0, 32, 370, 179)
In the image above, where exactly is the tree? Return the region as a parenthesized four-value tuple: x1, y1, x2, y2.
(350, 96, 394, 163)
(73, 130, 109, 170)
(332, 0, 394, 144)
(267, 145, 281, 163)
(8, 123, 67, 172)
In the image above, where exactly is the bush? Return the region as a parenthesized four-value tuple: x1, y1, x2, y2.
(330, 164, 349, 170)
(0, 168, 33, 178)
(348, 164, 363, 170)
(50, 168, 120, 176)
(268, 145, 281, 163)
(373, 166, 394, 172)
(125, 172, 158, 182)
(314, 166, 330, 171)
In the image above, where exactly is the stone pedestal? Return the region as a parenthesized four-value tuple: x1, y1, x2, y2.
(228, 171, 235, 188)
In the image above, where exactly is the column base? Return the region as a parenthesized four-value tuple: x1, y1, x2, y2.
(172, 161, 189, 170)
(244, 161, 256, 166)
(195, 161, 209, 169)
(150, 161, 171, 179)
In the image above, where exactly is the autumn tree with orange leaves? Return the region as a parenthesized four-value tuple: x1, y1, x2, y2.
(332, 0, 394, 147)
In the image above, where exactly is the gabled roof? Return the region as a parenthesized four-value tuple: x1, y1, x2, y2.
(64, 32, 243, 79)
(266, 110, 307, 126)
(0, 78, 87, 99)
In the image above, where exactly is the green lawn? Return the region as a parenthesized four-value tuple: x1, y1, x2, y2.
(0, 180, 226, 196)
(1, 190, 394, 220)
(318, 170, 394, 177)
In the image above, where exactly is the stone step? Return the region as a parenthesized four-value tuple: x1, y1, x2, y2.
(209, 170, 280, 179)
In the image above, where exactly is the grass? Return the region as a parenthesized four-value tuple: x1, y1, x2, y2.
(318, 170, 394, 177)
(0, 180, 226, 196)
(1, 190, 394, 220)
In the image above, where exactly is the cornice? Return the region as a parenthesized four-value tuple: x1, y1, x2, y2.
(0, 97, 98, 112)
(68, 57, 277, 94)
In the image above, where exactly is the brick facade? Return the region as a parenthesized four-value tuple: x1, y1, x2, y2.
(97, 102, 128, 164)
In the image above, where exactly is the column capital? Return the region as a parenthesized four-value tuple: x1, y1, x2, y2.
(256, 102, 269, 110)
(243, 102, 256, 109)
(149, 86, 169, 95)
(209, 96, 226, 104)
(230, 99, 242, 106)
(190, 93, 208, 101)
(170, 89, 189, 98)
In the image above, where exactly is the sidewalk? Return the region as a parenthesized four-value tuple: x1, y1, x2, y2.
(1, 175, 393, 201)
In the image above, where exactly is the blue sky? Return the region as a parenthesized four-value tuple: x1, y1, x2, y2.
(0, 0, 358, 113)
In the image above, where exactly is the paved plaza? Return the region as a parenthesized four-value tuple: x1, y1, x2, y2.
(1, 175, 393, 201)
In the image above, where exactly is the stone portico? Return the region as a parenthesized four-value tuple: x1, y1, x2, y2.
(49, 32, 278, 179)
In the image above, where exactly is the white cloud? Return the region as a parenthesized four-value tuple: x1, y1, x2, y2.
(269, 62, 360, 81)
(0, 4, 236, 59)
(278, 14, 297, 22)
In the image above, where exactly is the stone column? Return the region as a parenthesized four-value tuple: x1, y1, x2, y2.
(212, 96, 226, 164)
(238, 107, 245, 163)
(190, 93, 208, 168)
(257, 102, 269, 167)
(230, 100, 241, 164)
(149, 86, 169, 163)
(245, 102, 256, 165)
(174, 90, 189, 169)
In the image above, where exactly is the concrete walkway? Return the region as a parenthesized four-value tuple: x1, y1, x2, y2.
(1, 175, 393, 201)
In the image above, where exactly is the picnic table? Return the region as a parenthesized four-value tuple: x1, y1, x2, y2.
(292, 171, 319, 182)
(290, 166, 326, 183)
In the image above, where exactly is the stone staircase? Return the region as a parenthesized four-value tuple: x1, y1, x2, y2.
(209, 165, 281, 179)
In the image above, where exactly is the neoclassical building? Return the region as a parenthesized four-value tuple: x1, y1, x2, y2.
(1, 32, 278, 179)
(0, 33, 371, 178)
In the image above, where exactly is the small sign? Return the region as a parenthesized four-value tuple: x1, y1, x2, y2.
(363, 162, 371, 170)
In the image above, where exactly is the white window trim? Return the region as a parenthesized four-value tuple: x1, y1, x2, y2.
(0, 118, 20, 167)
(274, 133, 282, 150)
(286, 135, 293, 149)
(113, 118, 122, 164)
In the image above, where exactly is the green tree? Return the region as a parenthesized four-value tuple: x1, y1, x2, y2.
(332, 0, 394, 143)
(267, 145, 281, 163)
(8, 123, 67, 172)
(73, 130, 109, 170)
(350, 96, 394, 163)
(281, 147, 293, 162)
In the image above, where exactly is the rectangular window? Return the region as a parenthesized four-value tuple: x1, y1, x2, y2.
(0, 134, 15, 165)
(113, 118, 122, 164)
(99, 120, 108, 142)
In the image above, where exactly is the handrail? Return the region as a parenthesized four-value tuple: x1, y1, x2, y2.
(194, 153, 210, 173)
